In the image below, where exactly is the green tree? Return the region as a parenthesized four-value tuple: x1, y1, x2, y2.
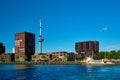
(76, 54, 82, 60)
(33, 55, 36, 58)
(41, 55, 49, 62)
(117, 50, 120, 59)
(64, 54, 69, 62)
(98, 50, 120, 59)
(64, 54, 68, 58)
(41, 55, 47, 60)
(93, 54, 98, 59)
(98, 51, 106, 59)
(23, 55, 27, 60)
(52, 54, 58, 61)
(106, 50, 116, 59)
(0, 56, 4, 62)
(8, 55, 11, 61)
(110, 50, 117, 59)
(107, 52, 112, 59)
(52, 55, 57, 59)
(57, 58, 62, 62)
(15, 55, 19, 60)
(105, 51, 109, 59)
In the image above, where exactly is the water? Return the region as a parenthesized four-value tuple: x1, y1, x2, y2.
(0, 64, 120, 80)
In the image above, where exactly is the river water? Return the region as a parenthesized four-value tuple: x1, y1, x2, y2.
(0, 64, 120, 80)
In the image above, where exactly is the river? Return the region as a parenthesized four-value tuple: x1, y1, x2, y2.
(0, 64, 120, 80)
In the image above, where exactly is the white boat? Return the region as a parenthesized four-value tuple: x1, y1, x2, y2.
(80, 57, 115, 65)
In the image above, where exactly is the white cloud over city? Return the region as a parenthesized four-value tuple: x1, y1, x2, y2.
(100, 27, 108, 32)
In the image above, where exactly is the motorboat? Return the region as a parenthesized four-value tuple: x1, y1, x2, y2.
(80, 57, 115, 65)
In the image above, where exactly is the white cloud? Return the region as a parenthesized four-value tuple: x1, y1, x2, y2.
(100, 27, 108, 32)
(103, 27, 108, 31)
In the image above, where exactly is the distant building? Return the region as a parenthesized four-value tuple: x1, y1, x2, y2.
(0, 43, 5, 54)
(46, 51, 68, 61)
(75, 41, 99, 57)
(32, 53, 48, 62)
(67, 52, 75, 61)
(0, 53, 15, 62)
(0, 54, 10, 62)
(46, 51, 75, 61)
(15, 32, 35, 61)
(11, 53, 15, 62)
(32, 51, 75, 62)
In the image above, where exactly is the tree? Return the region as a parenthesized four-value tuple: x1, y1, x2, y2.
(23, 55, 27, 60)
(41, 55, 46, 60)
(64, 54, 69, 62)
(52, 55, 57, 59)
(0, 56, 4, 62)
(76, 54, 82, 60)
(15, 55, 19, 61)
(93, 54, 97, 59)
(41, 55, 49, 62)
(8, 55, 11, 61)
(64, 54, 68, 58)
(33, 55, 36, 58)
(57, 58, 62, 62)
(117, 50, 120, 59)
(98, 50, 119, 59)
(98, 51, 106, 59)
(52, 55, 57, 61)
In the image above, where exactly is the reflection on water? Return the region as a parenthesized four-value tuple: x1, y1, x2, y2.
(14, 65, 27, 69)
(14, 65, 36, 80)
(86, 65, 93, 72)
(0, 65, 15, 70)
(14, 65, 34, 80)
(0, 65, 120, 80)
(14, 65, 34, 69)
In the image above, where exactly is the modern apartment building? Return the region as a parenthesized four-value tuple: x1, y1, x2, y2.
(15, 32, 35, 61)
(75, 41, 99, 57)
(0, 43, 5, 54)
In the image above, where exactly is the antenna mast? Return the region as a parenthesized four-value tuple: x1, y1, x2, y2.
(40, 19, 42, 36)
(38, 19, 44, 53)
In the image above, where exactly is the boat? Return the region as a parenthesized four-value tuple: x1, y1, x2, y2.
(80, 57, 115, 65)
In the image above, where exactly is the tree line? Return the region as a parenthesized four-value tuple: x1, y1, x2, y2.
(96, 50, 120, 59)
(76, 50, 120, 60)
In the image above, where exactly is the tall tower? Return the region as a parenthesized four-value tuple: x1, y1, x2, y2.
(38, 19, 44, 53)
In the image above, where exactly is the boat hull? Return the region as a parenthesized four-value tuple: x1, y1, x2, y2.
(81, 61, 115, 66)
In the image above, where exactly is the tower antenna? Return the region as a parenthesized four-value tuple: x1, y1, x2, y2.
(38, 19, 44, 53)
(40, 19, 42, 36)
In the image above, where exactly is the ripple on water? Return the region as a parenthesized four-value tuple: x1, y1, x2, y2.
(0, 65, 120, 80)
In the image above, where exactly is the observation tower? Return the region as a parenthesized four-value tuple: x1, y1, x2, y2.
(38, 19, 44, 53)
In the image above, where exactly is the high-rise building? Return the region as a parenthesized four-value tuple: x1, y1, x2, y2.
(0, 43, 5, 54)
(75, 41, 99, 57)
(15, 32, 35, 61)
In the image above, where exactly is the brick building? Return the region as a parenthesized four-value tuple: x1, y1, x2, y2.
(0, 53, 14, 62)
(0, 43, 5, 54)
(32, 52, 75, 62)
(15, 32, 35, 61)
(46, 51, 75, 61)
(32, 53, 48, 62)
(75, 41, 99, 57)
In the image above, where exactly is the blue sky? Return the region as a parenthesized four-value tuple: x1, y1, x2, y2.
(0, 0, 120, 53)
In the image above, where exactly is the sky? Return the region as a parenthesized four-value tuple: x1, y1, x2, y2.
(0, 0, 120, 53)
